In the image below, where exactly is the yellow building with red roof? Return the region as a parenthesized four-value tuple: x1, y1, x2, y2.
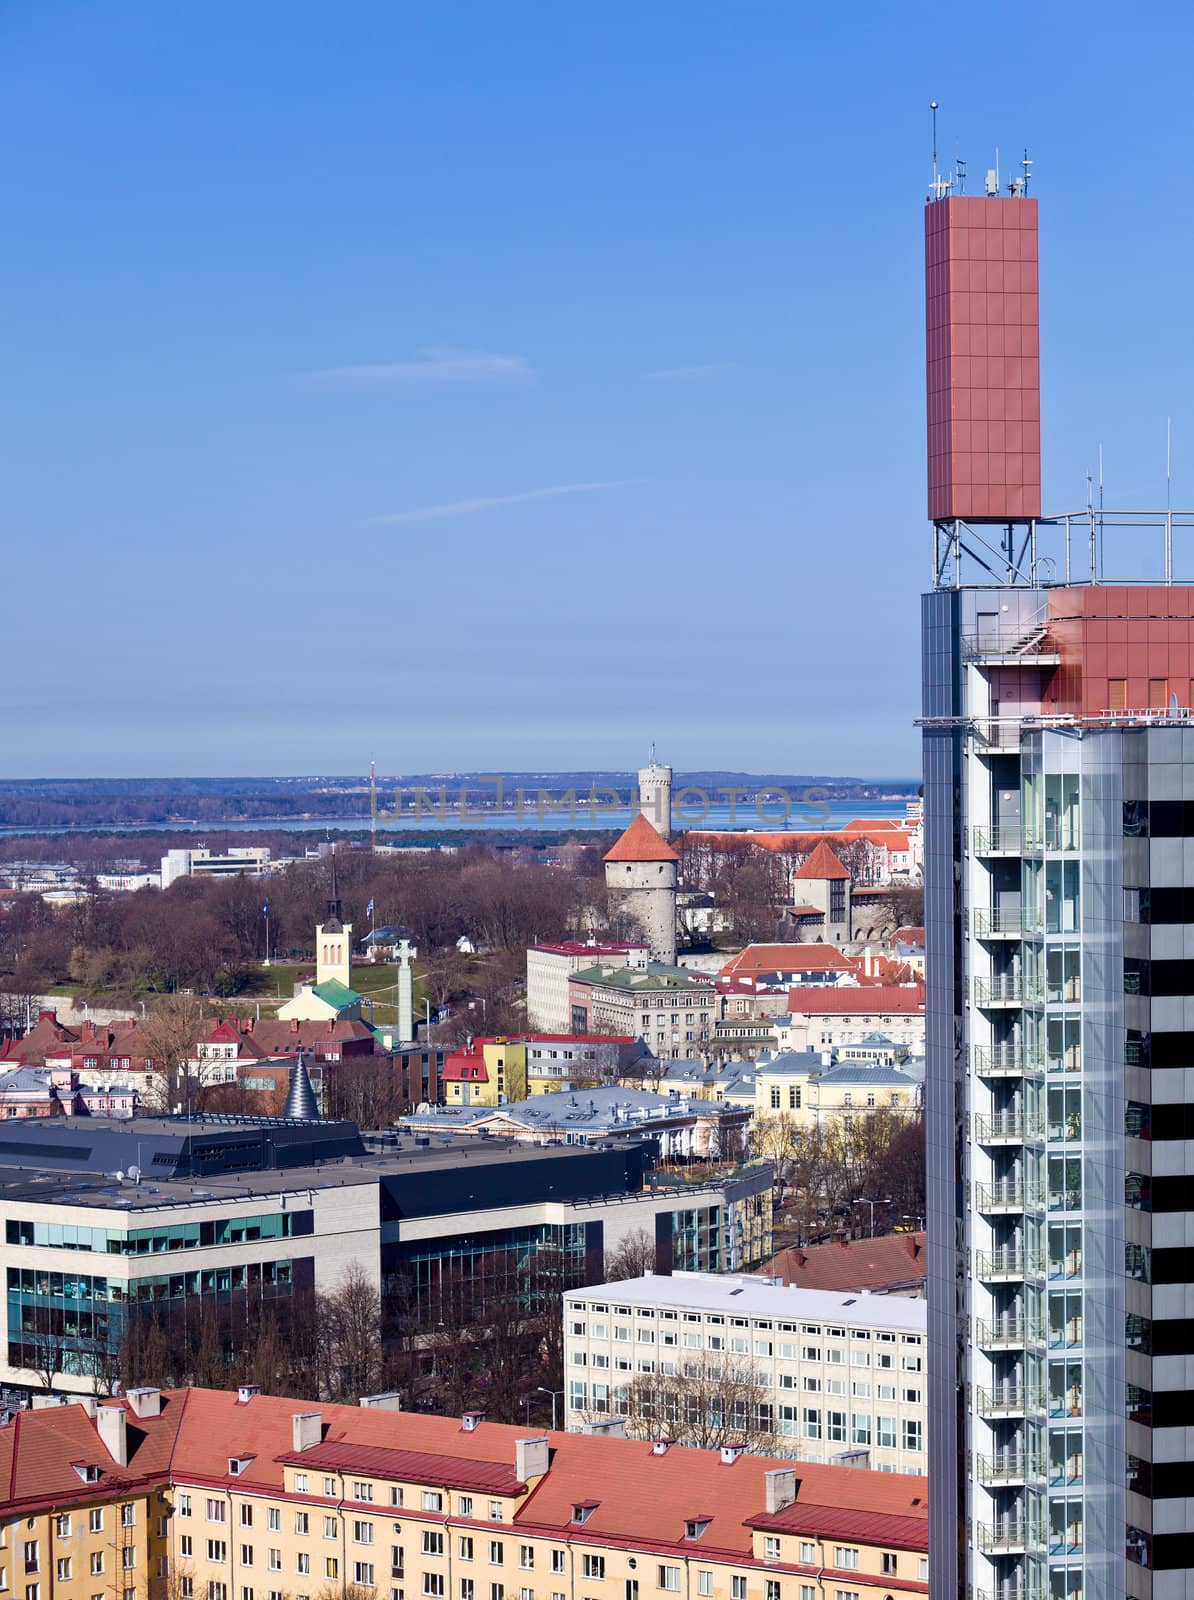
(0, 1387, 928, 1600)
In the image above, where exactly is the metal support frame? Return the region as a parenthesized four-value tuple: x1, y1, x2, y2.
(934, 509, 1194, 591)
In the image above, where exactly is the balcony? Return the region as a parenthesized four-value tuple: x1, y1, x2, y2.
(961, 626, 1060, 665)
(976, 1586, 1047, 1600)
(978, 1521, 1045, 1555)
(972, 1045, 1044, 1081)
(1023, 822, 1081, 853)
(978, 1451, 1044, 1487)
(976, 1384, 1045, 1419)
(974, 722, 1024, 753)
(976, 1316, 1042, 1351)
(974, 907, 1026, 940)
(974, 975, 1025, 1008)
(974, 1111, 1044, 1145)
(976, 1178, 1043, 1213)
(975, 1247, 1045, 1282)
(970, 824, 1022, 857)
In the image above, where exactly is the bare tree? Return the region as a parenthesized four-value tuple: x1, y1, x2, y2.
(319, 1263, 384, 1401)
(750, 1111, 803, 1174)
(604, 1228, 657, 1281)
(138, 991, 205, 1110)
(614, 1359, 785, 1455)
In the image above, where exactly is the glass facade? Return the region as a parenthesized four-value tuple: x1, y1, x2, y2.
(7, 1257, 306, 1375)
(5, 1210, 308, 1253)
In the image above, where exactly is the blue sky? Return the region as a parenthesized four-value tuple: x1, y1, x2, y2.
(4, 1, 1193, 779)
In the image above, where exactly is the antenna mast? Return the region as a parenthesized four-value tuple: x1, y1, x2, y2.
(370, 756, 377, 853)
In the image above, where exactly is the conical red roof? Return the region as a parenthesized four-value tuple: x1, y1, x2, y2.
(604, 812, 678, 863)
(793, 839, 850, 880)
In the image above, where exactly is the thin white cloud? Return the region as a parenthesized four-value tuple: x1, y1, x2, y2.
(306, 347, 532, 384)
(366, 481, 627, 527)
(643, 362, 729, 381)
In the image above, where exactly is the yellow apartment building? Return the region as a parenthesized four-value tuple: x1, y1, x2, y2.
(0, 1387, 928, 1600)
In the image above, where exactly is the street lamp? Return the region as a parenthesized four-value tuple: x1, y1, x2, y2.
(852, 1196, 891, 1238)
(537, 1386, 564, 1431)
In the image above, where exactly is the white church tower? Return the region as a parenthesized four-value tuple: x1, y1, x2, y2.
(315, 854, 353, 989)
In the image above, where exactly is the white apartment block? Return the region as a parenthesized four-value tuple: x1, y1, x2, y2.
(563, 1270, 927, 1474)
(526, 941, 648, 1031)
(160, 845, 271, 889)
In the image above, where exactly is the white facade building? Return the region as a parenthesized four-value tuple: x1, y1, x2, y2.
(160, 846, 271, 889)
(526, 941, 648, 1031)
(563, 1271, 927, 1474)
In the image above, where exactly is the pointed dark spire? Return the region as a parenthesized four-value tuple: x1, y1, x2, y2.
(283, 1053, 321, 1120)
(324, 847, 343, 932)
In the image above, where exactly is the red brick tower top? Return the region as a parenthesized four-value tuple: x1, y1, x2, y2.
(925, 193, 1040, 523)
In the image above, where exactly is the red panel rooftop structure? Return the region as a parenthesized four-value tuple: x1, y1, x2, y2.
(925, 192, 1040, 523)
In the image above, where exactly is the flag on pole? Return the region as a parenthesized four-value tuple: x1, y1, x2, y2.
(262, 900, 269, 917)
(366, 898, 375, 918)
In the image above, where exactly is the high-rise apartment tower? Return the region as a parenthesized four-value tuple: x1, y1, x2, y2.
(922, 171, 1194, 1600)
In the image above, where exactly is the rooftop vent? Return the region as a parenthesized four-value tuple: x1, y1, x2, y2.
(461, 1411, 486, 1432)
(651, 1439, 675, 1456)
(719, 1442, 747, 1465)
(237, 1385, 261, 1405)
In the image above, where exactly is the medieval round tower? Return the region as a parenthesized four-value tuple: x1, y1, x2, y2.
(603, 812, 678, 965)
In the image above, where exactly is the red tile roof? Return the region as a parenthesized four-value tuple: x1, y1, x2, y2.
(0, 1389, 927, 1566)
(764, 1232, 927, 1293)
(747, 1500, 928, 1551)
(792, 840, 850, 881)
(603, 814, 678, 863)
(785, 984, 925, 1014)
(893, 926, 926, 945)
(531, 942, 648, 956)
(720, 945, 855, 979)
(276, 1440, 526, 1495)
(517, 1433, 926, 1556)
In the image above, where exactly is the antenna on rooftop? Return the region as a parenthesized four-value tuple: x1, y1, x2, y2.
(1022, 148, 1033, 194)
(928, 101, 950, 200)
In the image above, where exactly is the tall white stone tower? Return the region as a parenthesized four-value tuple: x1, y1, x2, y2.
(396, 937, 417, 1045)
(603, 813, 678, 965)
(637, 753, 673, 837)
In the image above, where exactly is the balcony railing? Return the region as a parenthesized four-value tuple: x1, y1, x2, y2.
(1048, 1318, 1084, 1349)
(961, 626, 1058, 662)
(1045, 1049, 1082, 1074)
(970, 825, 1022, 856)
(976, 1247, 1045, 1281)
(977, 1521, 1045, 1554)
(974, 975, 1025, 1007)
(973, 1045, 1044, 1080)
(974, 1110, 1044, 1144)
(978, 1451, 1045, 1486)
(976, 1315, 1043, 1350)
(976, 1384, 1045, 1418)
(974, 907, 1026, 939)
(976, 1178, 1043, 1212)
(1023, 822, 1081, 852)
